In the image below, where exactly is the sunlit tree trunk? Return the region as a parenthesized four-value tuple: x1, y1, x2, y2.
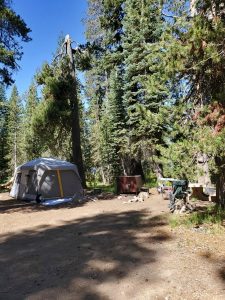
(215, 157, 225, 208)
(14, 130, 17, 171)
(190, 0, 196, 16)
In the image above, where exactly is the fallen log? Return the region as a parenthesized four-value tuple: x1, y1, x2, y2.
(0, 177, 14, 191)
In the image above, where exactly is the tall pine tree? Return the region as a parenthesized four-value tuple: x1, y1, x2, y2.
(6, 85, 24, 175)
(0, 83, 8, 181)
(122, 0, 166, 179)
(23, 82, 42, 160)
(84, 0, 125, 183)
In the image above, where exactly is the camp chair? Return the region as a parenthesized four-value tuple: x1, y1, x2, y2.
(169, 180, 189, 212)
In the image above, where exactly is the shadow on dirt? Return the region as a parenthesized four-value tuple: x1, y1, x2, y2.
(0, 193, 117, 214)
(0, 199, 88, 214)
(219, 267, 225, 281)
(0, 198, 36, 214)
(0, 210, 170, 299)
(199, 251, 225, 284)
(0, 192, 151, 214)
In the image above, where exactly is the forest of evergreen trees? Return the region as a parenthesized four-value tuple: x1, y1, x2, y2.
(1, 0, 225, 206)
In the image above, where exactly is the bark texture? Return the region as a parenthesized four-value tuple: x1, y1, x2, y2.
(215, 157, 225, 208)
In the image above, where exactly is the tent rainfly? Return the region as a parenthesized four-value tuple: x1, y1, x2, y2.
(10, 158, 83, 202)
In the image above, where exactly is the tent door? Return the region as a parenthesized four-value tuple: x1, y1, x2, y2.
(60, 170, 81, 197)
(25, 170, 37, 195)
(39, 170, 60, 199)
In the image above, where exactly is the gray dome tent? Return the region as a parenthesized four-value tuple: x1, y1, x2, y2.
(10, 158, 83, 202)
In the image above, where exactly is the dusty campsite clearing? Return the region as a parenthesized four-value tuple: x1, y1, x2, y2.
(0, 189, 225, 300)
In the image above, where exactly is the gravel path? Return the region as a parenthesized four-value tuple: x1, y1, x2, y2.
(0, 190, 224, 300)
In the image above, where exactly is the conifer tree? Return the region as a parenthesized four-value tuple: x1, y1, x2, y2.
(33, 60, 73, 160)
(99, 67, 125, 180)
(0, 0, 31, 85)
(0, 83, 8, 181)
(5, 85, 24, 175)
(84, 0, 125, 182)
(23, 82, 42, 160)
(34, 40, 86, 186)
(162, 0, 225, 206)
(187, 0, 225, 206)
(122, 0, 166, 178)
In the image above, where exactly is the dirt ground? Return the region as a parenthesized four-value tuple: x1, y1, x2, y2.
(0, 189, 225, 300)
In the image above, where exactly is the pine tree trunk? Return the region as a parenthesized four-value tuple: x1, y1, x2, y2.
(14, 130, 17, 173)
(153, 163, 163, 180)
(123, 157, 145, 181)
(71, 103, 86, 187)
(121, 158, 127, 176)
(190, 0, 197, 16)
(215, 157, 225, 208)
(132, 159, 145, 181)
(100, 167, 107, 185)
(65, 35, 86, 187)
(197, 153, 211, 186)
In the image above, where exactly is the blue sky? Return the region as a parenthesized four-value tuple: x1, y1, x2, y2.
(7, 0, 87, 97)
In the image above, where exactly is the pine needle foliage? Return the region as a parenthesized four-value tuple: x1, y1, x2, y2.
(0, 0, 31, 85)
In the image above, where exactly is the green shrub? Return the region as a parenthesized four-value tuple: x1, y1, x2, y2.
(144, 172, 157, 188)
(169, 205, 225, 229)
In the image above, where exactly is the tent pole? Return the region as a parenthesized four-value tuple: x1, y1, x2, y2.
(57, 170, 64, 198)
